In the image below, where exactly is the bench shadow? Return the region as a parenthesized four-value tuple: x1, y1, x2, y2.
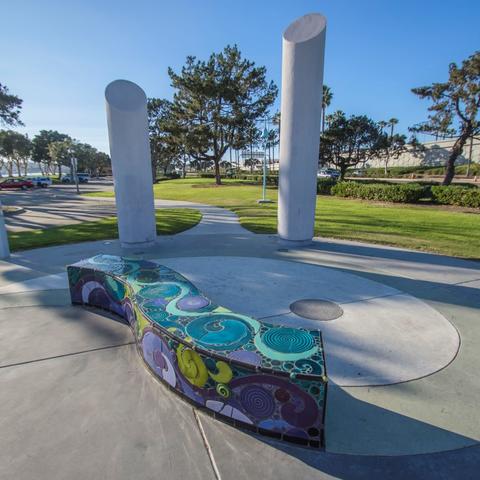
(198, 385, 480, 479)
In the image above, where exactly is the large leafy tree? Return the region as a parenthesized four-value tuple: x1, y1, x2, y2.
(0, 83, 23, 127)
(411, 51, 480, 185)
(48, 139, 74, 179)
(319, 111, 382, 179)
(147, 98, 183, 180)
(88, 151, 111, 176)
(168, 45, 278, 185)
(0, 130, 32, 176)
(32, 130, 71, 174)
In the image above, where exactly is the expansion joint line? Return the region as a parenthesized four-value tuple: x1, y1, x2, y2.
(193, 408, 222, 480)
(0, 342, 135, 369)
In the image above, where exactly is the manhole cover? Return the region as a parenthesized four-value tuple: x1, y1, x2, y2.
(289, 299, 343, 321)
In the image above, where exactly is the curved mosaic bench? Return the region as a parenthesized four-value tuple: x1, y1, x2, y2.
(68, 254, 328, 447)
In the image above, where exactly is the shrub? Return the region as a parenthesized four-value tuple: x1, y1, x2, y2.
(155, 172, 181, 182)
(431, 185, 480, 208)
(317, 178, 337, 195)
(331, 181, 425, 203)
(266, 175, 279, 186)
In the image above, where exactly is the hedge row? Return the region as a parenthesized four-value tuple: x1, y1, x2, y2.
(317, 178, 337, 195)
(349, 163, 480, 178)
(231, 174, 280, 185)
(431, 185, 480, 208)
(331, 182, 426, 203)
(199, 172, 480, 208)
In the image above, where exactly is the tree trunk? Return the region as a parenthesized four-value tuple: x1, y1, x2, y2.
(214, 158, 221, 185)
(443, 129, 471, 185)
(151, 159, 157, 183)
(340, 164, 347, 180)
(58, 164, 62, 180)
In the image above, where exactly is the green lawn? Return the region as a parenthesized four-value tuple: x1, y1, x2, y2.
(8, 208, 202, 252)
(86, 178, 480, 259)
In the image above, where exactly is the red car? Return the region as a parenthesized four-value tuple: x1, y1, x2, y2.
(0, 178, 34, 190)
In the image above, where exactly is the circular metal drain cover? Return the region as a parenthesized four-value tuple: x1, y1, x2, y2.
(289, 299, 343, 321)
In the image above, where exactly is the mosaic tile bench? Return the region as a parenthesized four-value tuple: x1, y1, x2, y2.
(67, 254, 328, 447)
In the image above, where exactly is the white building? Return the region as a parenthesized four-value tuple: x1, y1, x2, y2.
(366, 137, 479, 169)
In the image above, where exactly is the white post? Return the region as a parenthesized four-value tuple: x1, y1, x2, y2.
(0, 200, 10, 259)
(277, 13, 327, 246)
(105, 80, 157, 248)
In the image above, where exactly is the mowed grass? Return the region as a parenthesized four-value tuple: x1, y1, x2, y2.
(8, 208, 202, 252)
(87, 178, 480, 259)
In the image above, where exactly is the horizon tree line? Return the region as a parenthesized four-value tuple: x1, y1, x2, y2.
(2, 48, 478, 186)
(0, 83, 111, 178)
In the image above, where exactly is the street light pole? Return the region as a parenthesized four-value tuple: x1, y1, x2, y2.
(0, 198, 10, 259)
(258, 117, 273, 204)
(71, 155, 80, 194)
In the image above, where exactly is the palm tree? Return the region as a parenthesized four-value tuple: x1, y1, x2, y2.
(321, 85, 333, 132)
(378, 120, 388, 133)
(388, 118, 399, 140)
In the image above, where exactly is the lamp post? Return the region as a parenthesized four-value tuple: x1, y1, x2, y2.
(258, 117, 273, 204)
(70, 154, 80, 195)
(0, 198, 10, 259)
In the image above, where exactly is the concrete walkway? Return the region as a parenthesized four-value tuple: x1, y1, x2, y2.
(2, 184, 247, 235)
(1, 198, 479, 479)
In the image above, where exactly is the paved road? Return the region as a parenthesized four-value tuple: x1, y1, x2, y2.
(1, 182, 116, 232)
(1, 182, 249, 237)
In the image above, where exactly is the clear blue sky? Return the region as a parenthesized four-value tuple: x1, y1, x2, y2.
(1, 0, 479, 153)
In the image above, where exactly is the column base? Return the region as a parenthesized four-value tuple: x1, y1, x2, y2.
(120, 239, 157, 249)
(277, 236, 313, 248)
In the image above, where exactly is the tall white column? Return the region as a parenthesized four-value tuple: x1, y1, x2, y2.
(277, 13, 327, 246)
(0, 200, 10, 259)
(105, 80, 156, 248)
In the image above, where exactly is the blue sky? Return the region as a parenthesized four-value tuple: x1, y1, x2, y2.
(1, 0, 479, 153)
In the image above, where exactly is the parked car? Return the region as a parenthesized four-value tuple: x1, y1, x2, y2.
(0, 177, 34, 190)
(77, 173, 90, 183)
(61, 173, 89, 184)
(30, 176, 52, 188)
(317, 168, 340, 179)
(350, 169, 366, 177)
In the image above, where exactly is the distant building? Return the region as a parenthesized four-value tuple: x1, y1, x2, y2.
(366, 138, 479, 169)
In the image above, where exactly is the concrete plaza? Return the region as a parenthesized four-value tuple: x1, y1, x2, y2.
(1, 199, 479, 479)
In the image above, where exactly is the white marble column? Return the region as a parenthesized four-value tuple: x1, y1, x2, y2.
(277, 13, 327, 246)
(105, 80, 156, 248)
(0, 200, 10, 259)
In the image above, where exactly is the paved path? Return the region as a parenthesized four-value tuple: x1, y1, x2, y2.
(1, 184, 248, 235)
(1, 188, 480, 479)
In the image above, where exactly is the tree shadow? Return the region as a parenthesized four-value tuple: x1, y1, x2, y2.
(306, 239, 480, 268)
